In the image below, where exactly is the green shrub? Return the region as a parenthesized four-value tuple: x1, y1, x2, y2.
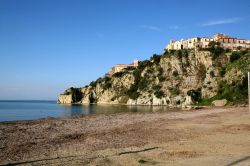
(102, 76, 112, 90)
(96, 77, 103, 83)
(169, 87, 180, 96)
(207, 42, 224, 60)
(152, 84, 163, 98)
(182, 49, 189, 58)
(126, 89, 139, 100)
(146, 68, 154, 74)
(113, 71, 125, 77)
(159, 76, 166, 82)
(138, 77, 150, 90)
(103, 81, 112, 90)
(172, 70, 178, 77)
(163, 50, 171, 58)
(104, 76, 111, 82)
(219, 67, 226, 77)
(154, 90, 164, 98)
(152, 85, 162, 91)
(212, 47, 224, 60)
(89, 81, 97, 87)
(230, 52, 241, 62)
(126, 61, 150, 99)
(150, 54, 161, 64)
(197, 95, 220, 106)
(225, 48, 231, 53)
(174, 50, 183, 59)
(157, 67, 164, 76)
(210, 71, 215, 77)
(138, 159, 147, 164)
(208, 41, 221, 48)
(138, 60, 152, 69)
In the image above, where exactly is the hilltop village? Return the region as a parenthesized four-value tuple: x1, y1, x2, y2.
(166, 33, 250, 50)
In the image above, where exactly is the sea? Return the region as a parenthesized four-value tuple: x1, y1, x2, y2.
(0, 100, 179, 122)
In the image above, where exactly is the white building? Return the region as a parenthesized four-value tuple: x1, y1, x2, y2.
(166, 33, 250, 51)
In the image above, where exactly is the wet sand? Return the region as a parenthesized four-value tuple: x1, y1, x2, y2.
(0, 106, 250, 165)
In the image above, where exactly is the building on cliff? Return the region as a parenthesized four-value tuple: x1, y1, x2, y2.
(109, 60, 139, 75)
(166, 33, 250, 51)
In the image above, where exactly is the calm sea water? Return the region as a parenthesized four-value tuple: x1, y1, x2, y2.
(0, 100, 179, 122)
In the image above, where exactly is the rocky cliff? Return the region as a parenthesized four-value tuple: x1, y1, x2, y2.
(58, 49, 250, 106)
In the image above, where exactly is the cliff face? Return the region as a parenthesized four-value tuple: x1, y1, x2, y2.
(58, 49, 250, 106)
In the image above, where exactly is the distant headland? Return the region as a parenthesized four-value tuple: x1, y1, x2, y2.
(58, 33, 250, 107)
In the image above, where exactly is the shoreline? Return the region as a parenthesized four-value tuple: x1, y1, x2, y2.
(0, 105, 212, 125)
(58, 101, 212, 108)
(0, 104, 206, 124)
(1, 106, 250, 165)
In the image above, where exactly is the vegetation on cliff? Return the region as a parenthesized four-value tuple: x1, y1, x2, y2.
(198, 50, 250, 105)
(59, 48, 250, 106)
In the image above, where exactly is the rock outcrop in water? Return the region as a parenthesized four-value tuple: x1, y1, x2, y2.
(58, 49, 250, 106)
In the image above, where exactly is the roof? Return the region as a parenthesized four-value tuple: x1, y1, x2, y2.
(116, 64, 127, 66)
(217, 37, 246, 40)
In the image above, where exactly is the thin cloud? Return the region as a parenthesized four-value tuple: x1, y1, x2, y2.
(169, 25, 181, 30)
(201, 17, 243, 26)
(140, 25, 161, 31)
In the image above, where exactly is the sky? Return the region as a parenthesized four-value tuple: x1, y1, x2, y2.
(0, 0, 250, 100)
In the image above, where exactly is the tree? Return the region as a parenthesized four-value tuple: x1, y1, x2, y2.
(230, 52, 241, 62)
(150, 54, 161, 64)
(207, 41, 224, 60)
(208, 41, 221, 48)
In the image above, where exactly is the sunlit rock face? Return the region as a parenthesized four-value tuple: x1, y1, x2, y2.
(58, 49, 250, 106)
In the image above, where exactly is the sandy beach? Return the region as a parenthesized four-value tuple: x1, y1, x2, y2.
(0, 106, 250, 165)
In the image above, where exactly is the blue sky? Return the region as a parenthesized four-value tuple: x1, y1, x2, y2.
(0, 0, 250, 100)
